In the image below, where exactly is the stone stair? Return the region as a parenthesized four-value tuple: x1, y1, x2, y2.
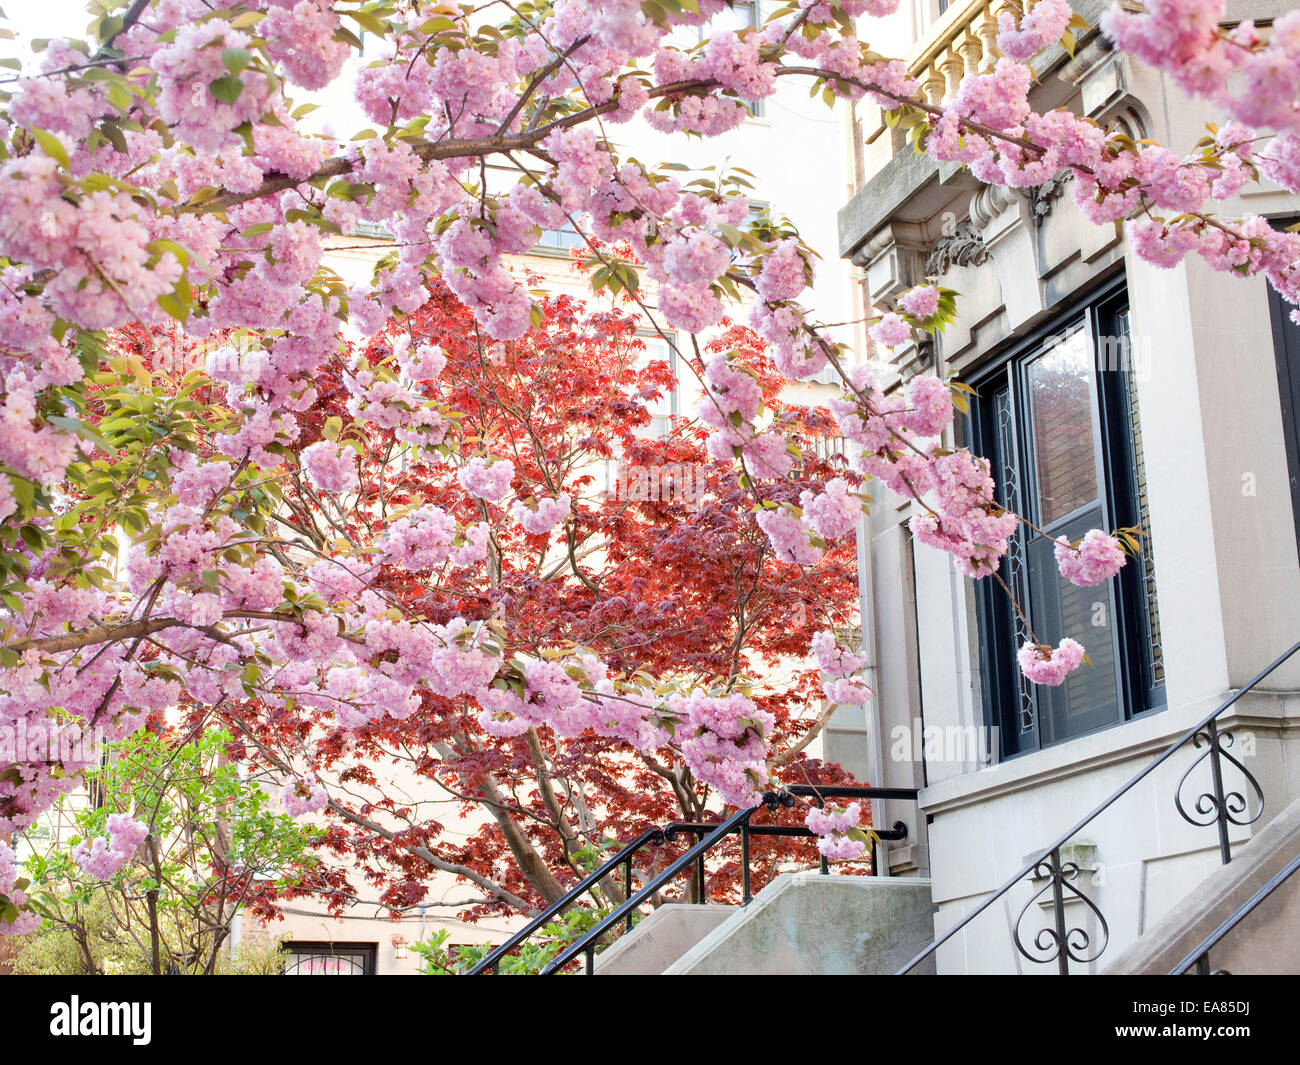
(1104, 793, 1300, 975)
(595, 872, 936, 975)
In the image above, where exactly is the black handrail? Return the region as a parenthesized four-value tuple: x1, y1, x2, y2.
(466, 826, 664, 975)
(540, 802, 760, 975)
(538, 785, 917, 975)
(898, 638, 1300, 975)
(1170, 852, 1300, 975)
(465, 784, 918, 975)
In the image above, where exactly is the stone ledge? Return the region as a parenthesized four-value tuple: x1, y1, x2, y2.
(1103, 793, 1300, 974)
(918, 688, 1300, 817)
(594, 904, 738, 976)
(662, 873, 936, 975)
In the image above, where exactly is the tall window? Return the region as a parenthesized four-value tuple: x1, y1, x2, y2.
(635, 331, 678, 437)
(968, 278, 1164, 757)
(534, 214, 587, 256)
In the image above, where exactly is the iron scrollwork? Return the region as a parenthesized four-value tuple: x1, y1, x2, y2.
(1174, 720, 1264, 863)
(1013, 849, 1110, 974)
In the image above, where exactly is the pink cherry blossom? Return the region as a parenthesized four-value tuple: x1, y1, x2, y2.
(300, 441, 360, 494)
(281, 775, 328, 817)
(458, 457, 515, 502)
(511, 493, 572, 536)
(869, 312, 912, 348)
(1054, 530, 1128, 587)
(898, 285, 941, 319)
(1018, 638, 1087, 686)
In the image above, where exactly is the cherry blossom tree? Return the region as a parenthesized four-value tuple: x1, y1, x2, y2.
(3, 0, 1299, 933)
(213, 278, 863, 916)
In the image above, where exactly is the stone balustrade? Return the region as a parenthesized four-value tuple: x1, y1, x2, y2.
(866, 0, 1031, 147)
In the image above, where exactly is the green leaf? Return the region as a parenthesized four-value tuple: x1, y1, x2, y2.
(156, 289, 189, 321)
(45, 415, 115, 454)
(221, 48, 252, 75)
(28, 127, 69, 168)
(208, 76, 244, 106)
(348, 9, 391, 35)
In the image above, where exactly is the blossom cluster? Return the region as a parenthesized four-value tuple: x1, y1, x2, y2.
(377, 508, 490, 570)
(511, 493, 572, 536)
(1054, 530, 1128, 587)
(670, 691, 774, 808)
(458, 457, 516, 502)
(0, 839, 39, 935)
(72, 813, 149, 881)
(1018, 638, 1087, 687)
(280, 775, 328, 817)
(997, 0, 1074, 61)
(811, 628, 872, 707)
(805, 801, 868, 861)
(301, 441, 360, 495)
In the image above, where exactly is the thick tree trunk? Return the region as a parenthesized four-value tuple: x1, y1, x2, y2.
(473, 771, 569, 905)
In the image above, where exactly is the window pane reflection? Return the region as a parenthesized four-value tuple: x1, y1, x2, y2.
(1026, 329, 1099, 525)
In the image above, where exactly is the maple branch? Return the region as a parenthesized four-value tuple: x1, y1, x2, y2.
(325, 800, 539, 917)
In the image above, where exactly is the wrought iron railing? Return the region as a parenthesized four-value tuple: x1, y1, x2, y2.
(466, 825, 666, 975)
(466, 784, 919, 975)
(898, 638, 1300, 975)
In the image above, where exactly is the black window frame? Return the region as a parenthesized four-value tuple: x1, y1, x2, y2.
(282, 941, 378, 975)
(1267, 216, 1300, 568)
(966, 272, 1166, 760)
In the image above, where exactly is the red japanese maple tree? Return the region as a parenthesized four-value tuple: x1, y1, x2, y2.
(199, 276, 865, 922)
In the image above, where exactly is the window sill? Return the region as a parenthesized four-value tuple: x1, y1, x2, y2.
(917, 690, 1262, 817)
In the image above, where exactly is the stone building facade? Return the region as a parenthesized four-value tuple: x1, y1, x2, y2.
(838, 0, 1300, 972)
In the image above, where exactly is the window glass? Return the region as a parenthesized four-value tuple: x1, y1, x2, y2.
(710, 1, 758, 35)
(1027, 514, 1121, 745)
(634, 333, 677, 436)
(535, 215, 586, 253)
(1025, 327, 1099, 525)
(283, 942, 376, 975)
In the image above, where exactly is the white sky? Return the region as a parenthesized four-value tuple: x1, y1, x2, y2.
(1, 0, 95, 69)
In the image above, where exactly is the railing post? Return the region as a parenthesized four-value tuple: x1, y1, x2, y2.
(624, 857, 634, 932)
(1048, 847, 1070, 976)
(696, 850, 707, 903)
(1206, 718, 1233, 864)
(585, 945, 594, 975)
(741, 822, 752, 904)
